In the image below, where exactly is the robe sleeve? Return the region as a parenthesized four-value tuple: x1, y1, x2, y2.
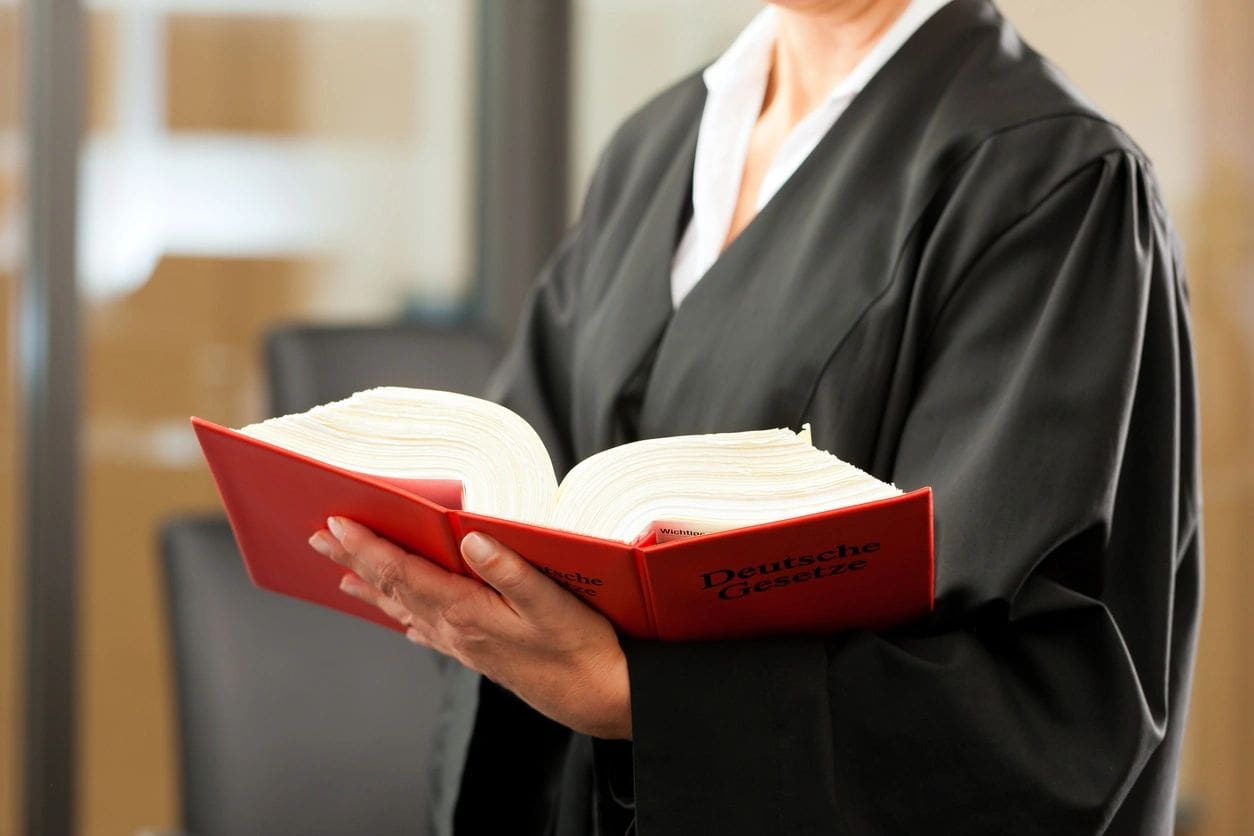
(625, 149, 1199, 835)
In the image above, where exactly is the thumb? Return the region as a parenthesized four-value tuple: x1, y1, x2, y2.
(460, 532, 565, 615)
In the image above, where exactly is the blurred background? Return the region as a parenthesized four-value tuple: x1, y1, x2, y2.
(1, 0, 1250, 834)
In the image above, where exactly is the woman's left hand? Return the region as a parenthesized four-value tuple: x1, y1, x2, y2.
(309, 517, 632, 740)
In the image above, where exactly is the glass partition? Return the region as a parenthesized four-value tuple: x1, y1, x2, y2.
(74, 1, 476, 831)
(569, 0, 759, 206)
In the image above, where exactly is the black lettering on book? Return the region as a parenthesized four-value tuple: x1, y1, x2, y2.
(659, 527, 706, 538)
(714, 559, 867, 600)
(698, 542, 879, 600)
(537, 564, 604, 598)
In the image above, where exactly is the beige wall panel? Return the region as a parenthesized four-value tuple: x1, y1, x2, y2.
(77, 256, 322, 836)
(165, 15, 417, 140)
(0, 7, 16, 130)
(1200, 0, 1254, 166)
(1189, 268, 1254, 835)
(998, 0, 1200, 207)
(1183, 0, 1254, 827)
(0, 9, 116, 133)
(0, 157, 18, 222)
(87, 11, 117, 135)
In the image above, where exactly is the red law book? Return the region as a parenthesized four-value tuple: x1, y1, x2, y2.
(193, 418, 934, 641)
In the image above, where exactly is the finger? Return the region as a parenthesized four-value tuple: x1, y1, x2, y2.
(323, 517, 464, 613)
(405, 626, 438, 650)
(338, 572, 414, 627)
(460, 532, 573, 617)
(308, 530, 350, 565)
(337, 572, 446, 654)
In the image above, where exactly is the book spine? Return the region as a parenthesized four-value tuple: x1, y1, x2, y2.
(631, 546, 662, 640)
(445, 510, 470, 577)
(924, 489, 936, 611)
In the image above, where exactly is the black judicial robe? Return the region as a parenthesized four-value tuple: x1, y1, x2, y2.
(429, 1, 1201, 833)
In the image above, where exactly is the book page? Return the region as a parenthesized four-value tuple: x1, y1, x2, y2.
(238, 387, 559, 525)
(552, 426, 901, 543)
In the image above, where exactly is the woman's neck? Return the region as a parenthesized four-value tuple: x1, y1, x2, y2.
(765, 0, 912, 120)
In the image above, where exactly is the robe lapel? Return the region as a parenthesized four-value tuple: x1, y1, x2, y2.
(635, 121, 894, 439)
(567, 0, 997, 452)
(637, 0, 994, 441)
(569, 116, 699, 460)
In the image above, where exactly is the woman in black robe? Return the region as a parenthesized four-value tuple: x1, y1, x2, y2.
(310, 0, 1200, 833)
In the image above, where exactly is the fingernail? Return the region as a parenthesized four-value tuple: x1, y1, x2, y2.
(308, 533, 333, 557)
(327, 517, 345, 540)
(339, 573, 361, 593)
(461, 532, 493, 565)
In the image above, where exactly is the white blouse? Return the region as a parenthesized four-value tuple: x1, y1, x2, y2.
(671, 0, 954, 308)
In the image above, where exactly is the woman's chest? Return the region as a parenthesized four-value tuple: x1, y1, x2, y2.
(561, 92, 957, 472)
(567, 199, 929, 475)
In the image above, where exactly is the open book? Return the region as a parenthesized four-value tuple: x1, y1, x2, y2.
(193, 387, 934, 640)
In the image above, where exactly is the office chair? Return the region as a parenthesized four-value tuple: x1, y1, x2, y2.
(161, 516, 438, 836)
(163, 320, 501, 834)
(264, 321, 501, 414)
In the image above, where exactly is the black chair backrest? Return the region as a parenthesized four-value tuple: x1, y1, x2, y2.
(163, 322, 502, 834)
(265, 322, 501, 415)
(161, 516, 440, 836)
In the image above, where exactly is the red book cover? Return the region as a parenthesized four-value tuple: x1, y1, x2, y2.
(193, 418, 933, 640)
(635, 491, 933, 640)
